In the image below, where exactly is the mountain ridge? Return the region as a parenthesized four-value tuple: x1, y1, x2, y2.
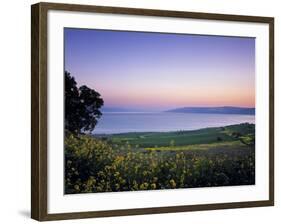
(166, 106, 255, 115)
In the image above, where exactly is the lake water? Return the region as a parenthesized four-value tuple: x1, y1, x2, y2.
(93, 112, 255, 134)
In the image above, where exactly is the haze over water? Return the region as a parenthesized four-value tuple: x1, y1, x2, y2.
(93, 112, 255, 134)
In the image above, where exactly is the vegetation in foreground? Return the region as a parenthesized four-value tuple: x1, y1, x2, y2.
(65, 123, 255, 194)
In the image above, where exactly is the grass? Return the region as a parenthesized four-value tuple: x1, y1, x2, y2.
(66, 123, 255, 193)
(145, 140, 245, 151)
(102, 123, 255, 148)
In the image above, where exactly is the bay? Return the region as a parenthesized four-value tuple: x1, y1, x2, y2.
(93, 112, 255, 134)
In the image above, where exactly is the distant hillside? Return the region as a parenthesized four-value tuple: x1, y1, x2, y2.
(166, 106, 255, 115)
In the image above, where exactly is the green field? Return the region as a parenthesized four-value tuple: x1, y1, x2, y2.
(65, 123, 255, 194)
(102, 123, 255, 149)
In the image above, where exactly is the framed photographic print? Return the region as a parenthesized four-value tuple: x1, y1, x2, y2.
(31, 2, 274, 221)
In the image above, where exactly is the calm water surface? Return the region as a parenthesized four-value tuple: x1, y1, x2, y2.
(93, 112, 255, 134)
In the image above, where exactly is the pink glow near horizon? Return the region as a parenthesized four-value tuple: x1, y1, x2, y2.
(65, 29, 255, 110)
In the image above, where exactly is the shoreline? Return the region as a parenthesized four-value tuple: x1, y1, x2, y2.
(92, 122, 255, 137)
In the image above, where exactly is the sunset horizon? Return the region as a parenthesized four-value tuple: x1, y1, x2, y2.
(65, 28, 255, 110)
(64, 27, 256, 195)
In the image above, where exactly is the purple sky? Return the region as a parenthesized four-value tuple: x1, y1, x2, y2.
(64, 28, 255, 111)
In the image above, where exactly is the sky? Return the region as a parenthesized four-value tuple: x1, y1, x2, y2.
(64, 28, 255, 111)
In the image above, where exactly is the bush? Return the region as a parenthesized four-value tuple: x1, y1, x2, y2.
(65, 134, 255, 194)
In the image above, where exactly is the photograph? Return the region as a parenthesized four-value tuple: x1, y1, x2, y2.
(64, 28, 256, 194)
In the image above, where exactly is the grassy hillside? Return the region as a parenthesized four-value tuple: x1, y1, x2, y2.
(105, 123, 255, 148)
(65, 123, 255, 194)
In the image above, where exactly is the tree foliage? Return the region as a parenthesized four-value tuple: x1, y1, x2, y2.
(65, 71, 104, 134)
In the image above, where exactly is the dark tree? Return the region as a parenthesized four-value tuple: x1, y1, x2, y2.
(217, 136, 222, 141)
(65, 71, 104, 134)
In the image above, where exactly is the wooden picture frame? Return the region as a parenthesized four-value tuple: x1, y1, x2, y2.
(31, 2, 274, 221)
